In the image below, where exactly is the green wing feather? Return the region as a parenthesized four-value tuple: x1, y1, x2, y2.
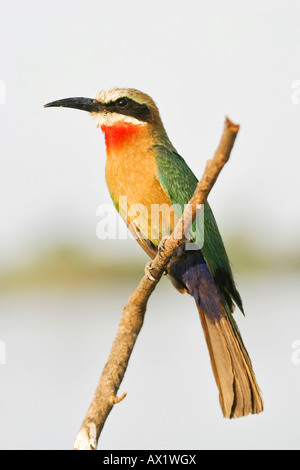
(154, 144, 243, 313)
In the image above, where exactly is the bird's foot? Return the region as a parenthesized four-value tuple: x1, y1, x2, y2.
(158, 236, 169, 258)
(145, 261, 167, 281)
(145, 262, 159, 282)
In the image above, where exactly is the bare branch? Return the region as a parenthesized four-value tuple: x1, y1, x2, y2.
(73, 117, 240, 450)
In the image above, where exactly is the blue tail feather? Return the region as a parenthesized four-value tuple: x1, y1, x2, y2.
(168, 249, 228, 321)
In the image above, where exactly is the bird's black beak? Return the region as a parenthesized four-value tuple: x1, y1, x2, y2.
(44, 97, 102, 112)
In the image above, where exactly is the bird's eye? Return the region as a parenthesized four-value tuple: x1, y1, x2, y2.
(116, 98, 129, 108)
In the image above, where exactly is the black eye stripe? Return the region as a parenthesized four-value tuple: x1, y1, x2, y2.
(103, 97, 152, 122)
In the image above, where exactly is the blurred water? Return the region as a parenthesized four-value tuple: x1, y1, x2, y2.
(0, 272, 299, 450)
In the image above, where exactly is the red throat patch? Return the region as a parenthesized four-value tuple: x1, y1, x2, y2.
(100, 121, 145, 150)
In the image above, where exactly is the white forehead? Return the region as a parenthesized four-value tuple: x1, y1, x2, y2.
(94, 87, 156, 108)
(95, 88, 129, 103)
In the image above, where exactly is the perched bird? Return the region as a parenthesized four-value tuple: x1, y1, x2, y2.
(45, 88, 263, 418)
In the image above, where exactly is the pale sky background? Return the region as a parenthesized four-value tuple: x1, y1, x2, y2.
(1, 0, 300, 451)
(1, 0, 300, 268)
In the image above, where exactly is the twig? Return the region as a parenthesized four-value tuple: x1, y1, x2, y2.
(73, 117, 240, 450)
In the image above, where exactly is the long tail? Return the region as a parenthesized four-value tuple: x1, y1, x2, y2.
(168, 250, 263, 418)
(197, 304, 263, 418)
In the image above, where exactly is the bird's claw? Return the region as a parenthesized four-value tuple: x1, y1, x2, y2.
(158, 236, 169, 258)
(145, 262, 158, 282)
